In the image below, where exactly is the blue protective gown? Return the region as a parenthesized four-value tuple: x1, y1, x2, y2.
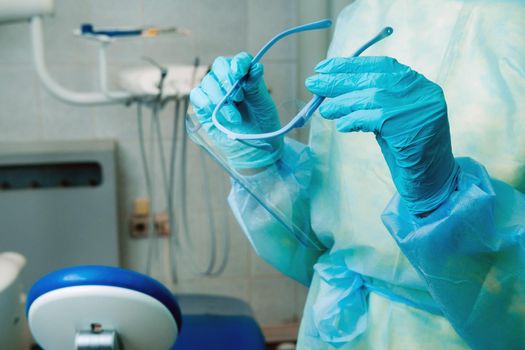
(228, 0, 525, 348)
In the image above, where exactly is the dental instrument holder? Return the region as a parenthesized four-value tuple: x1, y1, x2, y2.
(72, 29, 131, 102)
(73, 26, 185, 105)
(206, 21, 393, 143)
(141, 56, 171, 108)
(4, 3, 191, 106)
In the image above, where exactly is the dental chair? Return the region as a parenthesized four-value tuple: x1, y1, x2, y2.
(26, 266, 266, 350)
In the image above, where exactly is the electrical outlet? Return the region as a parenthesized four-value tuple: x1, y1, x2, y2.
(129, 197, 150, 238)
(155, 211, 170, 237)
(129, 215, 149, 238)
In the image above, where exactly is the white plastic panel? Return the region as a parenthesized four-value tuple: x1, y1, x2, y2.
(118, 64, 208, 98)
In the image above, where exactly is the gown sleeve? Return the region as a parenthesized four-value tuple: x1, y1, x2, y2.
(228, 138, 325, 286)
(382, 157, 525, 349)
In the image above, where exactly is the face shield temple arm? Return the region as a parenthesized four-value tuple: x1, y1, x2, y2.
(353, 26, 393, 57)
(235, 96, 326, 153)
(221, 19, 333, 110)
(286, 26, 394, 131)
(211, 25, 393, 142)
(210, 19, 332, 139)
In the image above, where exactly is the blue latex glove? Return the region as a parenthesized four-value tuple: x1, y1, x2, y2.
(190, 52, 283, 169)
(306, 56, 460, 214)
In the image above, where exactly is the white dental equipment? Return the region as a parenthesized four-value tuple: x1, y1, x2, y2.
(0, 3, 267, 349)
(26, 266, 182, 350)
(26, 266, 266, 350)
(0, 0, 193, 105)
(0, 0, 231, 282)
(119, 65, 209, 99)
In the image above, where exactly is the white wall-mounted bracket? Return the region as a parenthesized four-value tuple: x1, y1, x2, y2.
(30, 16, 133, 106)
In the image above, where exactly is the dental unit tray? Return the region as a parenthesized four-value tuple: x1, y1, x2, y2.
(118, 65, 208, 99)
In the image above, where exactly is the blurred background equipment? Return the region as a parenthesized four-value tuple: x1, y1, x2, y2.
(0, 0, 338, 348)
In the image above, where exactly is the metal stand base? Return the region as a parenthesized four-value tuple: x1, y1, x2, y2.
(75, 328, 121, 350)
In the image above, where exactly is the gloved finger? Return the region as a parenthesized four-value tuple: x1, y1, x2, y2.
(191, 87, 241, 134)
(305, 71, 417, 97)
(189, 86, 213, 123)
(211, 56, 234, 91)
(201, 74, 242, 124)
(319, 89, 383, 119)
(212, 56, 244, 102)
(335, 109, 383, 133)
(314, 56, 409, 74)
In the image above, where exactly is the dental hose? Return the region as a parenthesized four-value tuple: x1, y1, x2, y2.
(178, 95, 230, 276)
(138, 58, 230, 282)
(151, 102, 179, 282)
(137, 103, 160, 277)
(166, 98, 181, 282)
(168, 97, 180, 239)
(156, 98, 230, 278)
(166, 94, 230, 278)
(169, 57, 229, 277)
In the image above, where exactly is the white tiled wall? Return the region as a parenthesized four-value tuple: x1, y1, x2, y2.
(0, 0, 307, 326)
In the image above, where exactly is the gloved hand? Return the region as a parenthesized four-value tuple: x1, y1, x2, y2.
(190, 52, 283, 169)
(306, 56, 459, 215)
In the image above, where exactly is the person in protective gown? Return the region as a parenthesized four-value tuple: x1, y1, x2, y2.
(190, 0, 525, 348)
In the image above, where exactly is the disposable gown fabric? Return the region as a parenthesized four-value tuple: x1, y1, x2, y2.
(382, 158, 525, 349)
(228, 138, 322, 286)
(227, 0, 525, 349)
